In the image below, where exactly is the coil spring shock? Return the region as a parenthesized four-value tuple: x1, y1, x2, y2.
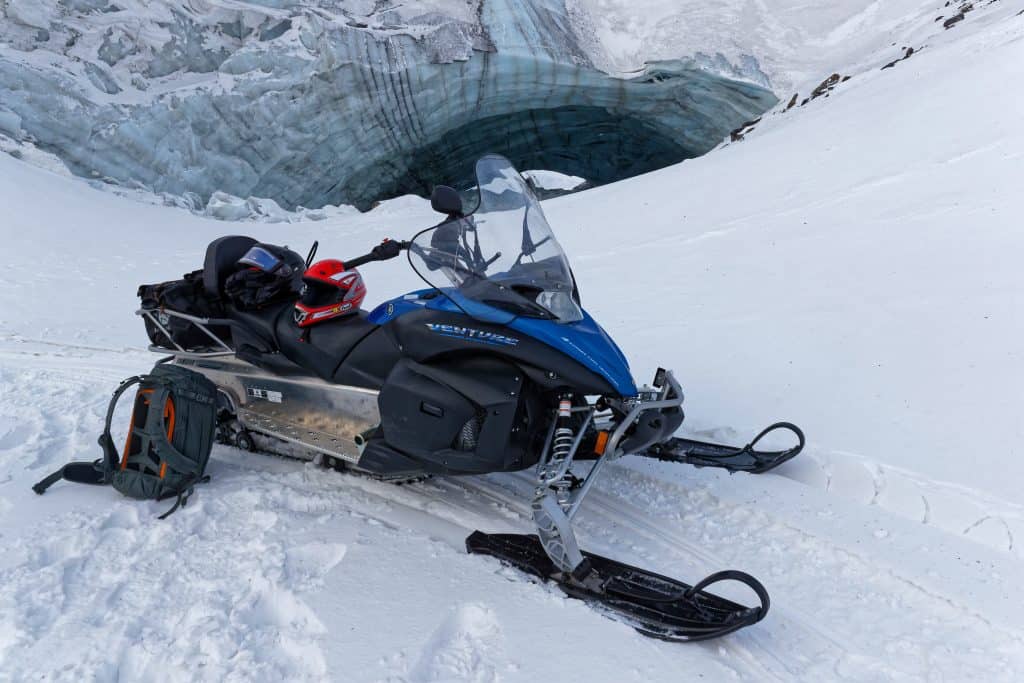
(552, 427, 574, 463)
(552, 396, 574, 458)
(548, 396, 575, 504)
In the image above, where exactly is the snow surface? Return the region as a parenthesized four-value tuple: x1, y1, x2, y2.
(522, 170, 587, 192)
(1, 2, 1024, 681)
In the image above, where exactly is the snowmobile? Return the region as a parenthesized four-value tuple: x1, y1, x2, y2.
(137, 154, 804, 641)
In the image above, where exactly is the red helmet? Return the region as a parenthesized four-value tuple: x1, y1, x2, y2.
(293, 259, 366, 328)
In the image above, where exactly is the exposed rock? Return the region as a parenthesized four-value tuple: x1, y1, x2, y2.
(882, 47, 918, 70)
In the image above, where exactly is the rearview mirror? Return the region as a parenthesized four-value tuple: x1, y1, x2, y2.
(430, 185, 463, 217)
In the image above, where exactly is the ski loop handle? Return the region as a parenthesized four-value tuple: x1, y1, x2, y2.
(683, 570, 770, 622)
(649, 421, 806, 474)
(744, 422, 805, 459)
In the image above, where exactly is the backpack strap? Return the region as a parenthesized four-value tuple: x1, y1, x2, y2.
(156, 472, 211, 519)
(100, 375, 150, 469)
(33, 375, 148, 495)
(126, 382, 208, 476)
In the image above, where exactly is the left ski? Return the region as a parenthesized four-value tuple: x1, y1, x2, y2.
(466, 531, 769, 642)
(638, 422, 805, 474)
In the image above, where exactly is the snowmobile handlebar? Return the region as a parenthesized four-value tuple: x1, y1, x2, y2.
(343, 239, 410, 269)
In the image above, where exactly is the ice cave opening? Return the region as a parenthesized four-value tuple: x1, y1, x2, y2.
(353, 105, 695, 208)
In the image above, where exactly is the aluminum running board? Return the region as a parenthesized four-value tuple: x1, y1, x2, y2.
(171, 353, 380, 466)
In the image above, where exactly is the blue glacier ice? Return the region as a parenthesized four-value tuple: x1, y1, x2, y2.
(0, 1, 778, 210)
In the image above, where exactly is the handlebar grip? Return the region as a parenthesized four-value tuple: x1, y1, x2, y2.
(342, 239, 409, 269)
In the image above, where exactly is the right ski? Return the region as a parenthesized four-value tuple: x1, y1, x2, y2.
(638, 422, 805, 474)
(467, 531, 769, 642)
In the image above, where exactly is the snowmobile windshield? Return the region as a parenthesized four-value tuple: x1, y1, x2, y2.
(409, 155, 583, 324)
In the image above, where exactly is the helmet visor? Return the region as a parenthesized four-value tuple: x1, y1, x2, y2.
(238, 246, 282, 273)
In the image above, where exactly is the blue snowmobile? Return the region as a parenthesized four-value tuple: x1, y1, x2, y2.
(138, 154, 804, 641)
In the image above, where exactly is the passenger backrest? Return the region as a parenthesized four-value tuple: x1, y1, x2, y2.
(203, 235, 257, 300)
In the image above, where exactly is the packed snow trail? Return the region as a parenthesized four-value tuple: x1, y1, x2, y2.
(2, 3, 1024, 681)
(2, 342, 1023, 681)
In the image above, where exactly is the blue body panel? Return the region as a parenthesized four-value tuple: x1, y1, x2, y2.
(366, 292, 430, 324)
(367, 289, 638, 396)
(509, 312, 636, 396)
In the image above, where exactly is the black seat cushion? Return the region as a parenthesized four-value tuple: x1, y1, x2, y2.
(228, 300, 291, 354)
(275, 311, 378, 381)
(204, 235, 257, 300)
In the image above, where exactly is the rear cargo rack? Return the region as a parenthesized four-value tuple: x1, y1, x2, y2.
(136, 308, 235, 357)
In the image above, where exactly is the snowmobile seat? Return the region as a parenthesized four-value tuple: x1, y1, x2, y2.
(227, 300, 291, 355)
(275, 310, 378, 381)
(204, 235, 257, 300)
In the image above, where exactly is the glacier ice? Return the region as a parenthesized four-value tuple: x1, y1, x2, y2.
(0, 1, 778, 210)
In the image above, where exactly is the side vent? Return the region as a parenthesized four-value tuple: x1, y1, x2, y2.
(453, 411, 487, 451)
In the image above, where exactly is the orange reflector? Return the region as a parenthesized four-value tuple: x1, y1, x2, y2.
(594, 430, 609, 455)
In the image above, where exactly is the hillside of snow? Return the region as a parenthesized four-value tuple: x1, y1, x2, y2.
(1, 1, 1023, 681)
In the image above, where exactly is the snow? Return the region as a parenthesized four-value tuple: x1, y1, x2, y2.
(4, 0, 58, 31)
(1, 1, 1024, 681)
(522, 170, 587, 192)
(572, 0, 969, 91)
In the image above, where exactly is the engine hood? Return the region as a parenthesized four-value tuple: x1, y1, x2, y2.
(509, 311, 637, 397)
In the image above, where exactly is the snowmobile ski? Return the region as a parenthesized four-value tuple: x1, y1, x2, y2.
(466, 531, 769, 642)
(640, 422, 805, 474)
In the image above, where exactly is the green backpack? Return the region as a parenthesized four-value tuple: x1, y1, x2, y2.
(33, 363, 218, 518)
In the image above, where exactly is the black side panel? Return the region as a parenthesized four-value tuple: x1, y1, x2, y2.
(379, 359, 479, 456)
(332, 325, 402, 390)
(389, 309, 616, 396)
(275, 312, 378, 381)
(370, 356, 536, 476)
